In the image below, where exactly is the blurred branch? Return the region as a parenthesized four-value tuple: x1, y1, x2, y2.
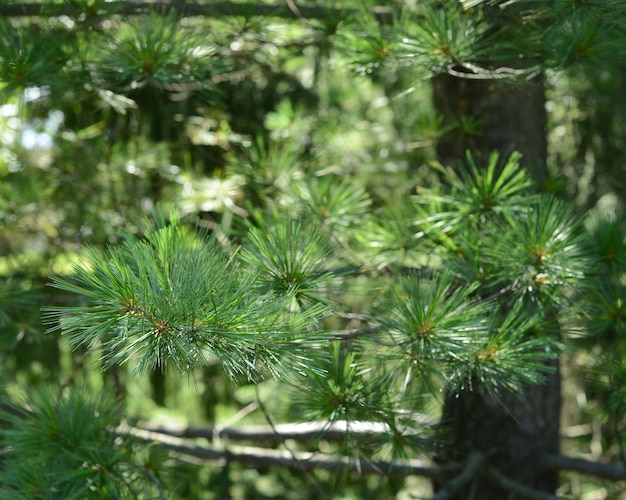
(430, 452, 486, 500)
(537, 453, 626, 481)
(0, 400, 32, 420)
(255, 385, 330, 500)
(484, 465, 563, 500)
(124, 424, 458, 477)
(140, 418, 437, 444)
(0, 2, 394, 23)
(6, 398, 626, 482)
(136, 421, 626, 482)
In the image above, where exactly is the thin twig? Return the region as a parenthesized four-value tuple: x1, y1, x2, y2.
(57, 351, 85, 397)
(255, 385, 330, 500)
(285, 0, 306, 21)
(445, 61, 542, 81)
(121, 460, 167, 499)
(212, 401, 259, 446)
(333, 326, 382, 340)
(430, 452, 486, 500)
(484, 465, 565, 500)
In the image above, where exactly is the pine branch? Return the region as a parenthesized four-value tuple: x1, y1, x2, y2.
(124, 425, 459, 478)
(0, 2, 394, 23)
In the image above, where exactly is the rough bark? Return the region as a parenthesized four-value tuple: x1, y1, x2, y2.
(433, 74, 561, 498)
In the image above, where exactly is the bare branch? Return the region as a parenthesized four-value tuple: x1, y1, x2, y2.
(133, 422, 626, 483)
(255, 385, 330, 500)
(123, 425, 459, 478)
(537, 453, 626, 481)
(333, 326, 382, 340)
(7, 397, 626, 484)
(140, 418, 437, 444)
(0, 2, 394, 23)
(430, 452, 486, 500)
(484, 465, 564, 500)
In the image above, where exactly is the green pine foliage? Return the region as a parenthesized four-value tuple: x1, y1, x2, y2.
(0, 388, 162, 499)
(43, 209, 333, 381)
(0, 274, 40, 345)
(240, 213, 348, 307)
(1, 0, 626, 498)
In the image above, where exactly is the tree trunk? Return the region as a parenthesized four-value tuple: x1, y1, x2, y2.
(432, 74, 561, 498)
(438, 361, 561, 498)
(433, 73, 548, 181)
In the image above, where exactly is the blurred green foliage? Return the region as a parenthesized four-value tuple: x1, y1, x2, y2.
(1, 1, 626, 498)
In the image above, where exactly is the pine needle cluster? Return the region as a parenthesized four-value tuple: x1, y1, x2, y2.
(0, 388, 161, 499)
(43, 209, 336, 382)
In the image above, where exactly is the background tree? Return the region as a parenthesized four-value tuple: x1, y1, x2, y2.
(1, 1, 626, 499)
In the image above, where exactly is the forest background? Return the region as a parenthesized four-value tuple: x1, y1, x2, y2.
(1, 1, 626, 499)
